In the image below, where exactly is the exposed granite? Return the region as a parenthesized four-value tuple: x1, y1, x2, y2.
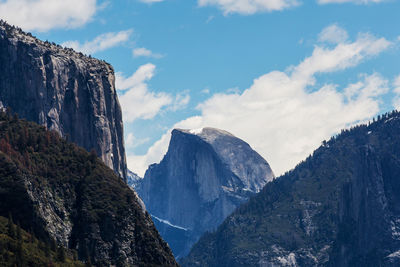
(136, 127, 274, 258)
(0, 20, 127, 180)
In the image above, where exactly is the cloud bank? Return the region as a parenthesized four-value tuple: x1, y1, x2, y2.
(198, 0, 299, 14)
(128, 25, 393, 176)
(116, 64, 190, 124)
(318, 0, 386, 4)
(133, 47, 164, 58)
(139, 0, 388, 15)
(117, 64, 173, 122)
(0, 0, 98, 32)
(62, 30, 132, 55)
(139, 0, 164, 3)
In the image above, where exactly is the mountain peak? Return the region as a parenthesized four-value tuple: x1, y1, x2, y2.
(136, 126, 274, 258)
(173, 127, 274, 193)
(175, 127, 234, 137)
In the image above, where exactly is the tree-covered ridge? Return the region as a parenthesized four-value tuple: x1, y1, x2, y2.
(0, 110, 177, 266)
(182, 110, 400, 267)
(0, 214, 84, 266)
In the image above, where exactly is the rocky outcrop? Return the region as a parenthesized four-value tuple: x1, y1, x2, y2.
(136, 127, 275, 258)
(182, 111, 400, 267)
(0, 20, 127, 179)
(0, 113, 177, 266)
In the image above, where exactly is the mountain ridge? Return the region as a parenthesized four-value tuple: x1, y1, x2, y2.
(182, 111, 400, 267)
(0, 111, 178, 266)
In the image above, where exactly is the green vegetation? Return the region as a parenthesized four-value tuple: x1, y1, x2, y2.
(0, 215, 84, 266)
(182, 110, 400, 267)
(0, 109, 177, 266)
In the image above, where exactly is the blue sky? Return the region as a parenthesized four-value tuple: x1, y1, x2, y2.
(1, 0, 399, 176)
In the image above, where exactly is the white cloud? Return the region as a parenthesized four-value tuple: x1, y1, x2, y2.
(133, 47, 163, 58)
(318, 0, 386, 4)
(62, 30, 132, 55)
(201, 88, 211, 94)
(318, 24, 349, 44)
(197, 0, 299, 15)
(293, 32, 391, 81)
(117, 64, 192, 122)
(170, 91, 191, 111)
(116, 63, 156, 90)
(118, 64, 192, 173)
(117, 64, 173, 122)
(206, 15, 215, 23)
(129, 27, 392, 177)
(0, 0, 98, 32)
(139, 0, 164, 3)
(125, 133, 151, 149)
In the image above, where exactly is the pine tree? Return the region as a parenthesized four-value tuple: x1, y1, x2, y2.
(72, 250, 78, 261)
(44, 241, 51, 258)
(50, 238, 57, 252)
(15, 240, 24, 267)
(85, 244, 92, 267)
(57, 246, 66, 262)
(7, 213, 15, 239)
(0, 241, 4, 255)
(28, 228, 34, 243)
(16, 222, 22, 241)
(89, 149, 97, 163)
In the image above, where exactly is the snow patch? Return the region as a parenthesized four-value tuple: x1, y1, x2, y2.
(387, 250, 400, 258)
(276, 253, 297, 266)
(385, 117, 394, 123)
(189, 128, 204, 135)
(151, 215, 188, 231)
(221, 185, 234, 192)
(391, 218, 400, 240)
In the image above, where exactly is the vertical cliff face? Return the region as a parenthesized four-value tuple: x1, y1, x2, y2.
(0, 20, 127, 179)
(136, 127, 275, 258)
(182, 112, 400, 267)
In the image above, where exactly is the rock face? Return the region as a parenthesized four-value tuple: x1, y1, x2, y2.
(0, 20, 127, 180)
(136, 127, 275, 258)
(182, 111, 400, 267)
(127, 169, 143, 189)
(0, 113, 178, 266)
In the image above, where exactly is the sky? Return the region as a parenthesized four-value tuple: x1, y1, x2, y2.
(1, 0, 400, 177)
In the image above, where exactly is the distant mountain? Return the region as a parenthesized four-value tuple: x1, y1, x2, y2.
(0, 20, 127, 180)
(182, 112, 400, 267)
(127, 169, 143, 189)
(135, 127, 275, 258)
(0, 111, 177, 266)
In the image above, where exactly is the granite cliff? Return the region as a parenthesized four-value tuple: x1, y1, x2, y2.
(136, 127, 275, 258)
(0, 20, 127, 180)
(182, 111, 400, 267)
